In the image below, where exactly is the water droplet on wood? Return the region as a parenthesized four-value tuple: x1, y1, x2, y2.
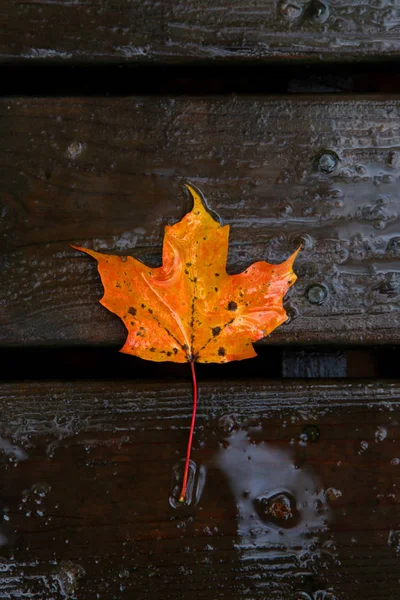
(306, 284, 328, 305)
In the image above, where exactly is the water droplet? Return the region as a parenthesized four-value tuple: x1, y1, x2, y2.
(391, 458, 400, 466)
(284, 304, 299, 325)
(66, 141, 85, 160)
(306, 284, 328, 305)
(375, 426, 387, 443)
(374, 219, 385, 230)
(169, 460, 206, 508)
(119, 568, 130, 579)
(255, 491, 300, 528)
(279, 0, 303, 20)
(301, 425, 320, 443)
(387, 237, 400, 257)
(325, 487, 342, 502)
(306, 0, 330, 21)
(316, 151, 338, 174)
(218, 413, 237, 434)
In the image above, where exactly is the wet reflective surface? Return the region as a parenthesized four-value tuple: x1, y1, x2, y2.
(0, 379, 400, 599)
(3, 0, 400, 63)
(3, 98, 400, 347)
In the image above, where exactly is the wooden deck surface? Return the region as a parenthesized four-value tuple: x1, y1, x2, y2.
(2, 3, 400, 597)
(0, 380, 399, 599)
(2, 0, 400, 63)
(2, 96, 400, 347)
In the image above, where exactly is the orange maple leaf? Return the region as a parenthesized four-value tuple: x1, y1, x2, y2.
(73, 184, 299, 502)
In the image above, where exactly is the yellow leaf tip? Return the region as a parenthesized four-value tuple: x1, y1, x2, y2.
(71, 244, 87, 252)
(185, 182, 203, 211)
(291, 245, 301, 260)
(286, 245, 301, 268)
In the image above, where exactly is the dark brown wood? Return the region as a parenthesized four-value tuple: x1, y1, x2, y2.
(2, 96, 400, 347)
(2, 0, 400, 64)
(0, 379, 400, 599)
(282, 349, 347, 377)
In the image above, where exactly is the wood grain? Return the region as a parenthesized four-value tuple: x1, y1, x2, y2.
(1, 96, 400, 346)
(0, 379, 400, 599)
(2, 0, 400, 64)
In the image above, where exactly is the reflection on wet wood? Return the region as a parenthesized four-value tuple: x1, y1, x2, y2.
(3, 0, 400, 63)
(2, 97, 400, 347)
(0, 379, 400, 599)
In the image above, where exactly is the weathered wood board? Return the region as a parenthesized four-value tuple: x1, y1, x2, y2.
(2, 0, 400, 64)
(0, 380, 399, 599)
(2, 96, 400, 346)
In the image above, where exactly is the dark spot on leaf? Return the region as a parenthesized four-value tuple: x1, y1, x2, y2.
(116, 282, 121, 288)
(166, 351, 172, 356)
(150, 347, 156, 352)
(215, 273, 220, 277)
(218, 347, 226, 357)
(186, 262, 192, 267)
(185, 269, 189, 275)
(130, 321, 134, 326)
(148, 308, 153, 314)
(212, 326, 221, 337)
(214, 287, 218, 292)
(128, 307, 137, 316)
(121, 256, 127, 262)
(173, 348, 178, 354)
(183, 344, 189, 352)
(193, 277, 197, 282)
(227, 301, 237, 311)
(141, 303, 146, 308)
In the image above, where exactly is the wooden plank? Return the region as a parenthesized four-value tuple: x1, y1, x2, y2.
(0, 379, 400, 599)
(282, 349, 347, 377)
(2, 96, 400, 346)
(2, 0, 400, 64)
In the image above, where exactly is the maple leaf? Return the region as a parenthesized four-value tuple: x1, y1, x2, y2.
(72, 184, 299, 502)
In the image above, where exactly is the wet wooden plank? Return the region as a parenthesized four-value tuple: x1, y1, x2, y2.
(2, 0, 400, 64)
(0, 379, 400, 599)
(282, 349, 347, 377)
(2, 96, 400, 346)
